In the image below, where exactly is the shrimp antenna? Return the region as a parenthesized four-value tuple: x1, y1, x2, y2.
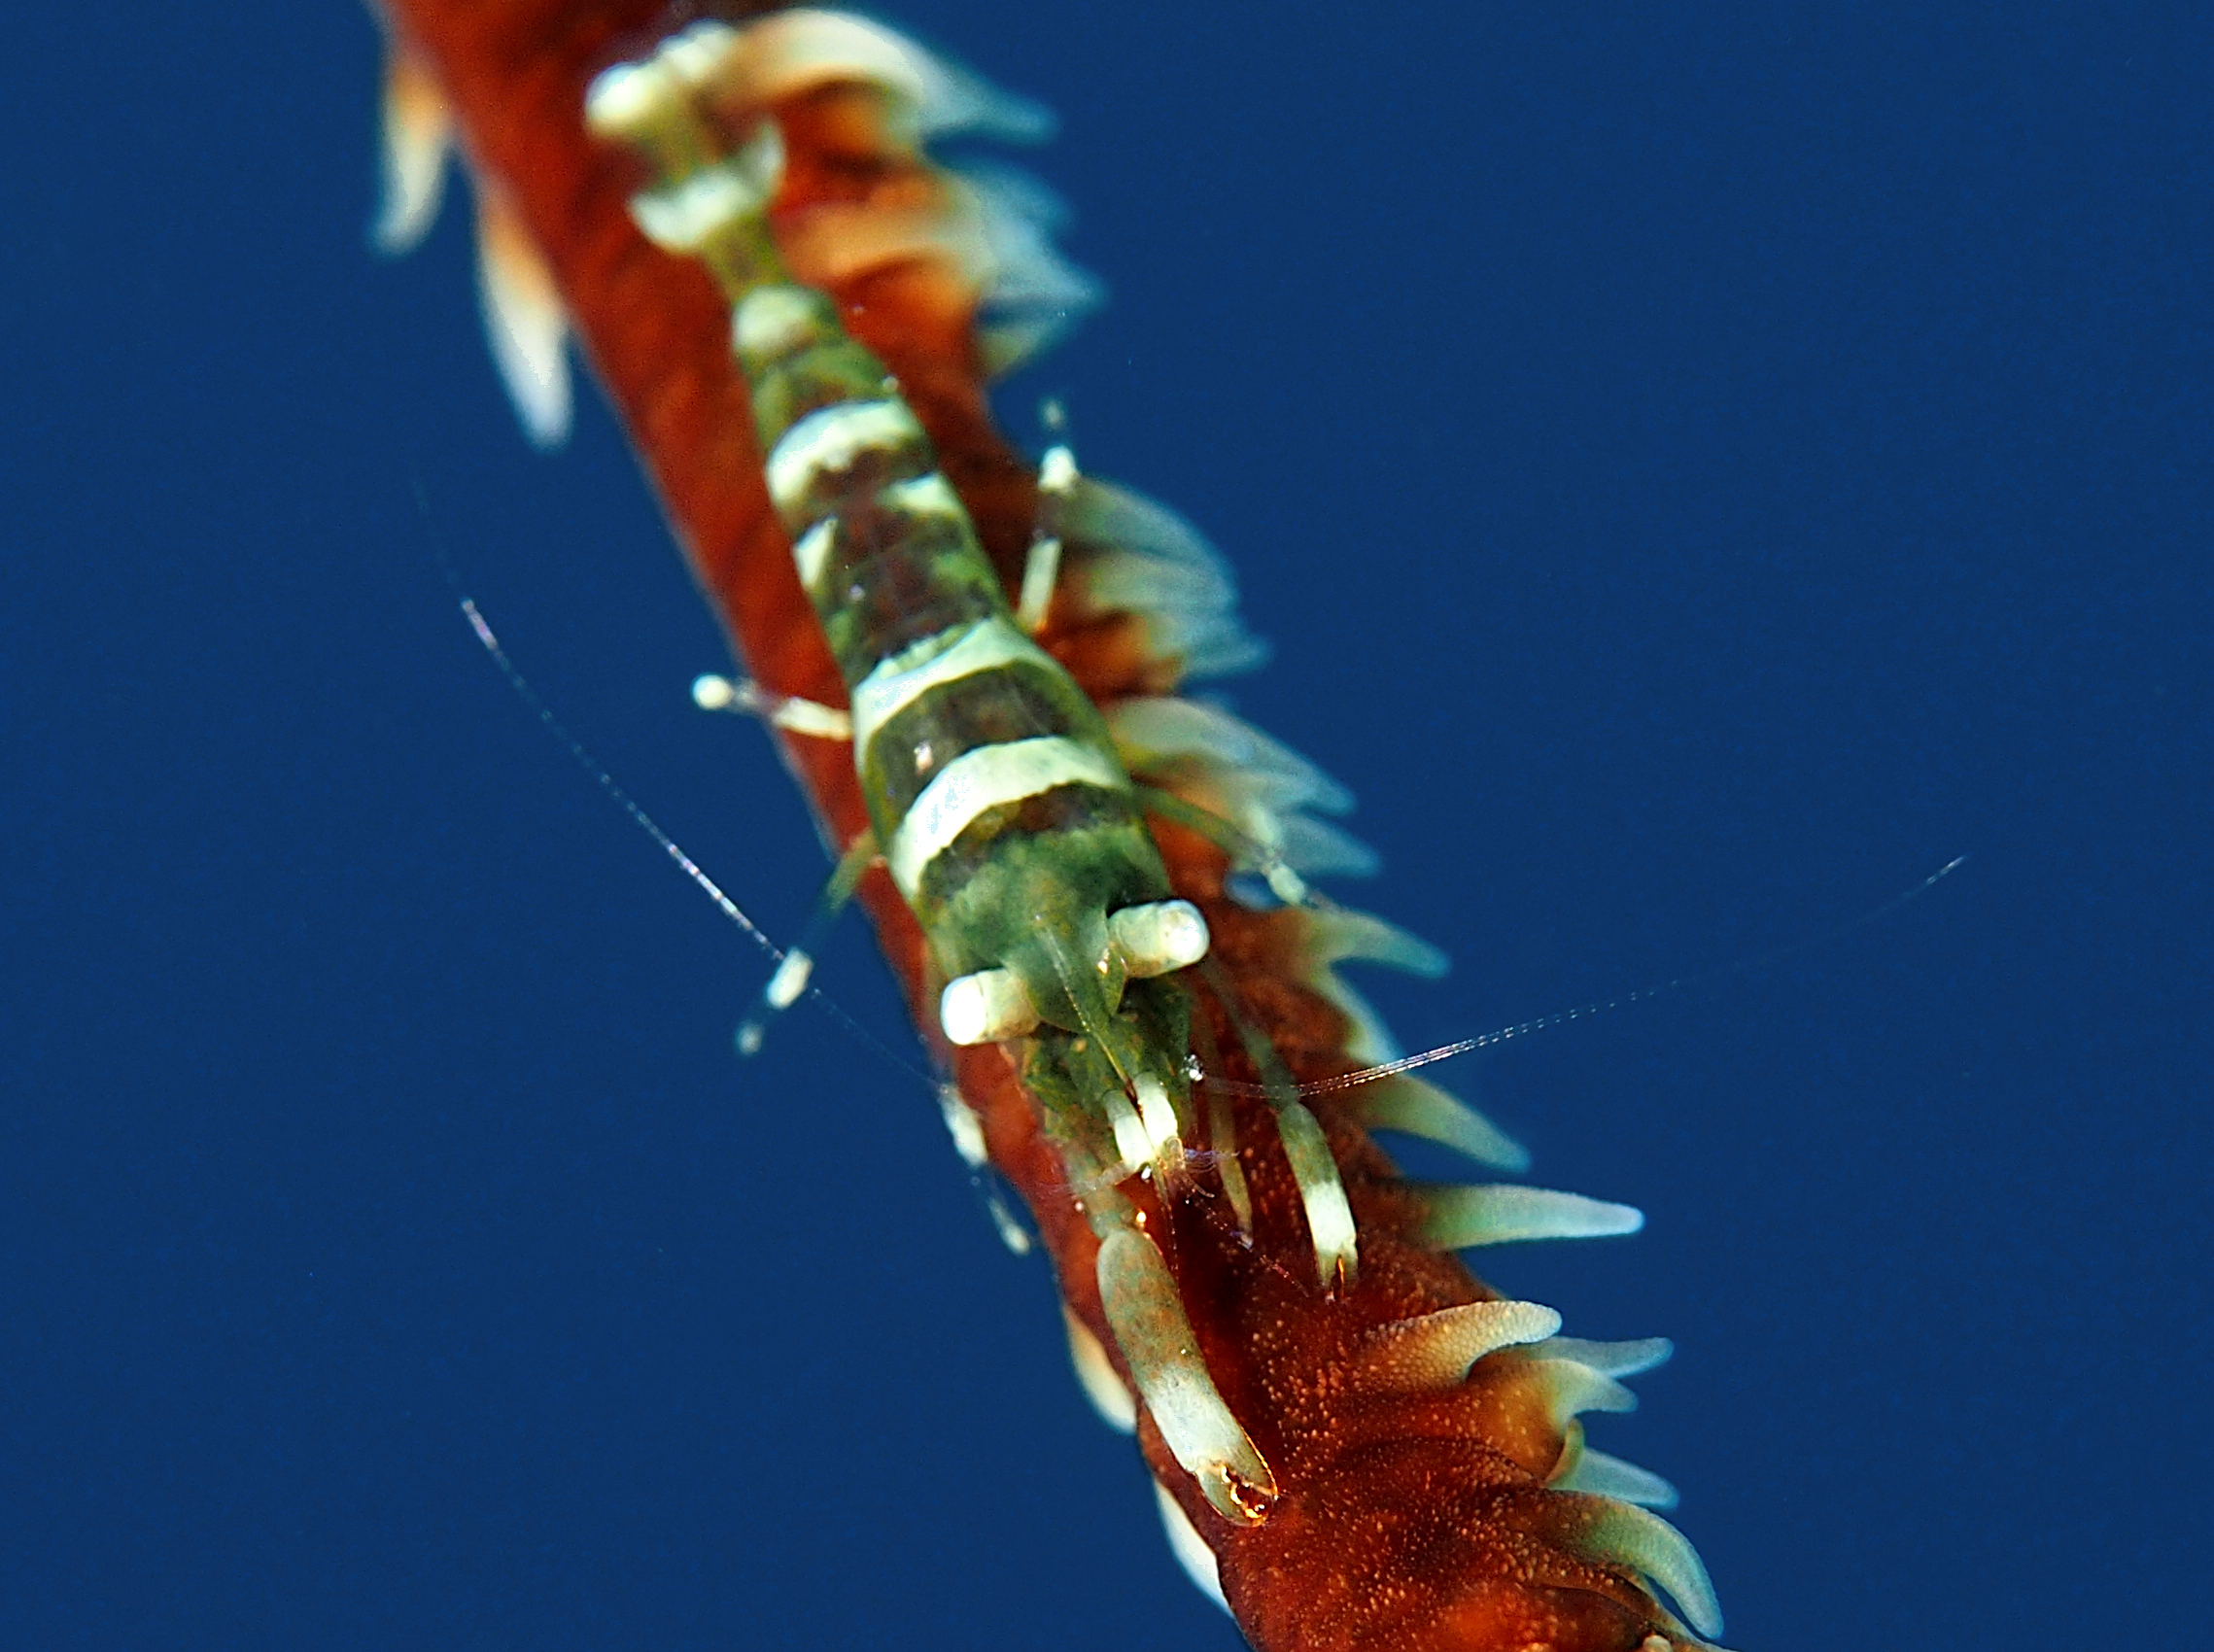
(458, 596, 775, 952)
(1199, 855, 1968, 1101)
(411, 480, 931, 1089)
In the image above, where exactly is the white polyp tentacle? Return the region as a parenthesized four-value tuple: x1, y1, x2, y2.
(935, 1083, 989, 1170)
(1530, 1358, 1640, 1427)
(1558, 1499, 1724, 1641)
(1536, 1335, 1676, 1379)
(473, 194, 572, 449)
(1551, 1446, 1680, 1510)
(1355, 1299, 1563, 1392)
(1094, 1225, 1277, 1526)
(1411, 1183, 1644, 1250)
(373, 48, 453, 257)
(1062, 1307, 1136, 1433)
(1352, 1074, 1531, 1172)
(1275, 1098, 1358, 1290)
(1061, 476, 1268, 678)
(1152, 1478, 1230, 1613)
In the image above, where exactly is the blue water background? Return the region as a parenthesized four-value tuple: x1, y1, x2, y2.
(4, 4, 2207, 1647)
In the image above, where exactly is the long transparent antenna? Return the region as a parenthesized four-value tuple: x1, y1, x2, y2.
(1199, 856, 1967, 1102)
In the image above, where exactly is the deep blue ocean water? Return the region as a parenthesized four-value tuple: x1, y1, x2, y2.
(5, 4, 2207, 1648)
